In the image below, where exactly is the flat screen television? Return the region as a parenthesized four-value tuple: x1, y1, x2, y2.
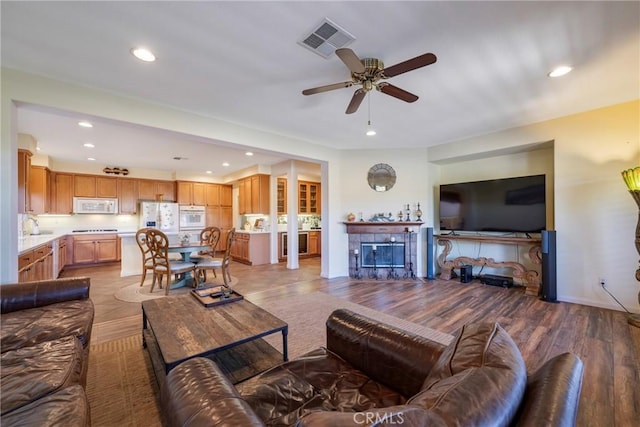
(439, 175, 546, 233)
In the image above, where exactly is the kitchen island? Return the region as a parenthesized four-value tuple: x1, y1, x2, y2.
(231, 230, 270, 266)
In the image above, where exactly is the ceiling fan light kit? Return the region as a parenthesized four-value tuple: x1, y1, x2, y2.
(302, 48, 437, 114)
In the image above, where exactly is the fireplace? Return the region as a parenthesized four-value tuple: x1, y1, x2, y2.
(344, 221, 422, 279)
(361, 243, 405, 268)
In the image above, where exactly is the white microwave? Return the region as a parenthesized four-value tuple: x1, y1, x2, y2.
(73, 197, 118, 214)
(179, 205, 206, 230)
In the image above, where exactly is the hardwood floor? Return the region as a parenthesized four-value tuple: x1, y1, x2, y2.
(64, 259, 640, 426)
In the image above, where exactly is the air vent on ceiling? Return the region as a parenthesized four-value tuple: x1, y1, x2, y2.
(298, 18, 356, 58)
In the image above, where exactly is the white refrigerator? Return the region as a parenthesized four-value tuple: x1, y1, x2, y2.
(139, 202, 180, 233)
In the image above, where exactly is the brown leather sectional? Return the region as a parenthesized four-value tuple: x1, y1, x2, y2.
(162, 308, 584, 426)
(0, 277, 94, 426)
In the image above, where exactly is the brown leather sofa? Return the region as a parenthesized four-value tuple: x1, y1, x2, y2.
(1, 277, 94, 426)
(161, 308, 584, 427)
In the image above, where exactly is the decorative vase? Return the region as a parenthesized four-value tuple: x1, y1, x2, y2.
(347, 213, 356, 222)
(415, 203, 423, 222)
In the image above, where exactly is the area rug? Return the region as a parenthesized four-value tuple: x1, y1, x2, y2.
(87, 291, 453, 426)
(255, 291, 453, 359)
(114, 274, 239, 303)
(86, 334, 163, 426)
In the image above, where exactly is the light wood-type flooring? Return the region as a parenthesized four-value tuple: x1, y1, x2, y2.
(64, 258, 640, 426)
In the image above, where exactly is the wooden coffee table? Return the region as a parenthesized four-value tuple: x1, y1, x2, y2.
(142, 294, 288, 384)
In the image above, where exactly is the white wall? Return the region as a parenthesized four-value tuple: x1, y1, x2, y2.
(429, 100, 640, 312)
(338, 148, 430, 276)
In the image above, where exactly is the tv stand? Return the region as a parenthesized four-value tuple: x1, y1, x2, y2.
(435, 234, 542, 296)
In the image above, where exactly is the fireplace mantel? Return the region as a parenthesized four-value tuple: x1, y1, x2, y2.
(343, 221, 422, 234)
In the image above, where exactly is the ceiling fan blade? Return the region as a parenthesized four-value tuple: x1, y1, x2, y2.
(345, 89, 366, 114)
(377, 83, 419, 103)
(335, 48, 365, 74)
(382, 53, 437, 78)
(302, 81, 353, 95)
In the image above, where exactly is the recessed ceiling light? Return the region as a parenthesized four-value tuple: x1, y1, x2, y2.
(87, 157, 96, 161)
(548, 66, 572, 77)
(222, 162, 230, 167)
(131, 47, 156, 62)
(206, 170, 213, 174)
(83, 143, 95, 148)
(78, 121, 93, 128)
(366, 129, 377, 136)
(36, 146, 41, 151)
(245, 151, 254, 156)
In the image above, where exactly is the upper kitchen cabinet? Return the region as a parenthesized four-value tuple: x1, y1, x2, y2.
(177, 181, 206, 205)
(50, 172, 74, 214)
(73, 174, 117, 198)
(277, 178, 287, 215)
(118, 178, 139, 214)
(239, 174, 269, 215)
(205, 183, 221, 206)
(299, 181, 320, 215)
(18, 149, 32, 213)
(138, 179, 175, 202)
(29, 165, 51, 214)
(220, 185, 232, 206)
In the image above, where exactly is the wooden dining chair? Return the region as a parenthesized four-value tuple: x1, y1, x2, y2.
(146, 228, 197, 295)
(135, 228, 155, 288)
(195, 228, 236, 287)
(189, 227, 221, 269)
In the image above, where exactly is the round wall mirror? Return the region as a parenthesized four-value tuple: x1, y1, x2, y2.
(367, 163, 397, 192)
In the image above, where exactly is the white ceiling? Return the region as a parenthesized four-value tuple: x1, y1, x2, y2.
(2, 1, 639, 176)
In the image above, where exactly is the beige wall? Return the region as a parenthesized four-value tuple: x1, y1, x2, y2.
(428, 100, 640, 311)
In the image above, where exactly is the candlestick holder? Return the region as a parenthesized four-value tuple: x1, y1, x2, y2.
(404, 204, 411, 222)
(403, 230, 416, 279)
(353, 251, 362, 279)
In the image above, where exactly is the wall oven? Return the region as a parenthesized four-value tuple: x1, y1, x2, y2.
(179, 205, 206, 230)
(281, 232, 309, 257)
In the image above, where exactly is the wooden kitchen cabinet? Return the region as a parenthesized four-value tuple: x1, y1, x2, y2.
(277, 178, 287, 214)
(177, 181, 206, 205)
(18, 149, 32, 213)
(118, 178, 139, 214)
(205, 183, 220, 206)
(138, 179, 176, 202)
(51, 172, 74, 214)
(238, 174, 269, 214)
(299, 181, 320, 214)
(18, 242, 54, 283)
(74, 175, 118, 198)
(72, 234, 119, 265)
(57, 238, 67, 276)
(29, 165, 51, 214)
(309, 231, 321, 256)
(231, 232, 269, 265)
(220, 185, 232, 206)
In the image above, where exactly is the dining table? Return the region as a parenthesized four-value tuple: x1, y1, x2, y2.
(166, 242, 211, 289)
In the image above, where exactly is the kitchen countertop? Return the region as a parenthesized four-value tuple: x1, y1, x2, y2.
(236, 230, 270, 234)
(19, 229, 137, 255)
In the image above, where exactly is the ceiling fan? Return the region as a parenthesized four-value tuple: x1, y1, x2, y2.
(302, 48, 437, 114)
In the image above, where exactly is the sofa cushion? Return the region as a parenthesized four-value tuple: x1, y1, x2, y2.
(0, 385, 90, 427)
(0, 299, 94, 353)
(1, 335, 84, 415)
(236, 347, 405, 426)
(407, 323, 527, 427)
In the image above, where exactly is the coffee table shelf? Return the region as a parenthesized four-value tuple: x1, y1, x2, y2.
(142, 294, 288, 385)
